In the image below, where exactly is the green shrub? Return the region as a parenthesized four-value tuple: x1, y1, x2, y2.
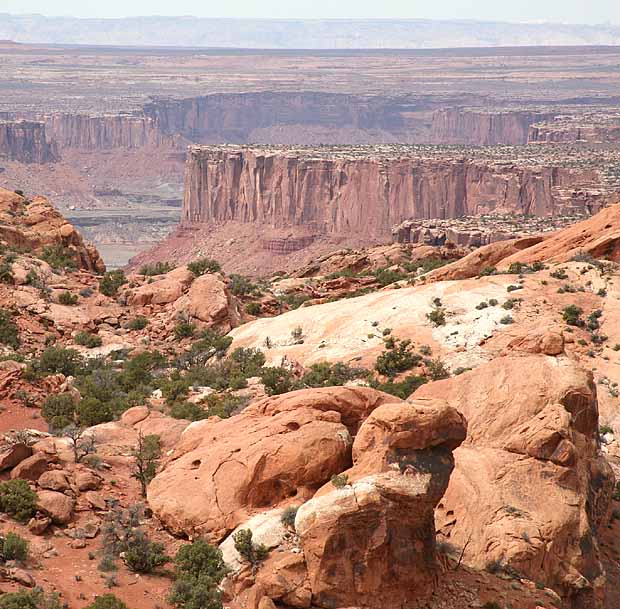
(169, 401, 207, 421)
(428, 358, 450, 380)
(245, 302, 261, 316)
(84, 595, 129, 609)
(500, 315, 513, 325)
(229, 274, 258, 296)
(261, 366, 299, 396)
(130, 433, 162, 498)
(478, 266, 496, 276)
(370, 374, 427, 399)
(302, 361, 367, 387)
(330, 473, 349, 489)
(139, 262, 173, 276)
(550, 269, 568, 280)
(76, 397, 114, 428)
(277, 293, 310, 310)
(170, 539, 229, 609)
(0, 531, 29, 562)
(426, 307, 446, 327)
(40, 244, 76, 271)
(99, 270, 126, 297)
(375, 337, 419, 378)
(0, 590, 61, 609)
(177, 329, 232, 368)
(0, 479, 38, 522)
(35, 346, 82, 376)
(174, 538, 229, 582)
(233, 529, 268, 567)
(502, 298, 519, 310)
(126, 315, 148, 330)
(42, 393, 75, 430)
(202, 393, 247, 418)
(0, 257, 14, 284)
(123, 529, 169, 573)
(0, 308, 20, 349)
(75, 331, 102, 348)
(281, 506, 298, 528)
(506, 284, 522, 292)
(563, 304, 584, 327)
(174, 321, 196, 340)
(188, 257, 221, 277)
(373, 267, 408, 286)
(58, 291, 78, 305)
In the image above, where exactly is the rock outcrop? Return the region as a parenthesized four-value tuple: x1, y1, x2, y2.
(430, 108, 554, 146)
(0, 119, 57, 163)
(148, 387, 397, 540)
(427, 203, 620, 281)
(413, 355, 615, 608)
(294, 398, 466, 609)
(44, 112, 173, 150)
(182, 145, 617, 241)
(0, 188, 105, 272)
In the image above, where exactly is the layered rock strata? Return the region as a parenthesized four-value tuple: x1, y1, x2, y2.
(0, 119, 57, 163)
(181, 144, 619, 241)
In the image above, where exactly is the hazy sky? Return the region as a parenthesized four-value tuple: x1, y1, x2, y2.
(2, 0, 618, 24)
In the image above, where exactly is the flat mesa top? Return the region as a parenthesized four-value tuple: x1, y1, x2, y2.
(188, 143, 620, 171)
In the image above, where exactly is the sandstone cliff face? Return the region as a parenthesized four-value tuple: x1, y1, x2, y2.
(0, 119, 57, 164)
(144, 92, 412, 143)
(44, 113, 173, 150)
(182, 146, 614, 240)
(529, 122, 620, 144)
(430, 109, 554, 145)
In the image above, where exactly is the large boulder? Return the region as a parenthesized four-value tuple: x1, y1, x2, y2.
(413, 355, 615, 609)
(173, 273, 240, 330)
(148, 387, 397, 541)
(37, 490, 75, 524)
(126, 266, 194, 306)
(294, 398, 466, 609)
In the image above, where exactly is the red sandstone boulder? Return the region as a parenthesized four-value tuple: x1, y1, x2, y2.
(412, 355, 614, 608)
(37, 490, 75, 524)
(11, 452, 49, 480)
(0, 442, 32, 471)
(173, 272, 240, 330)
(294, 398, 466, 609)
(148, 387, 397, 541)
(126, 266, 194, 306)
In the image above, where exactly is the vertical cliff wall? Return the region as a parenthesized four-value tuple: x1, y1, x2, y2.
(528, 120, 620, 144)
(144, 92, 413, 142)
(0, 120, 58, 164)
(182, 146, 614, 240)
(430, 109, 555, 146)
(44, 113, 174, 150)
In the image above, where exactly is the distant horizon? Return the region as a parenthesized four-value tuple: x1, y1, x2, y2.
(1, 0, 619, 25)
(1, 13, 619, 26)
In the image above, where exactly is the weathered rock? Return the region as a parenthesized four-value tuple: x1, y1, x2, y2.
(0, 188, 104, 272)
(37, 469, 72, 492)
(0, 442, 32, 471)
(413, 355, 615, 608)
(28, 515, 52, 535)
(293, 398, 466, 609)
(149, 389, 374, 540)
(37, 490, 75, 524)
(173, 272, 240, 330)
(126, 266, 194, 306)
(10, 452, 49, 480)
(74, 469, 102, 492)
